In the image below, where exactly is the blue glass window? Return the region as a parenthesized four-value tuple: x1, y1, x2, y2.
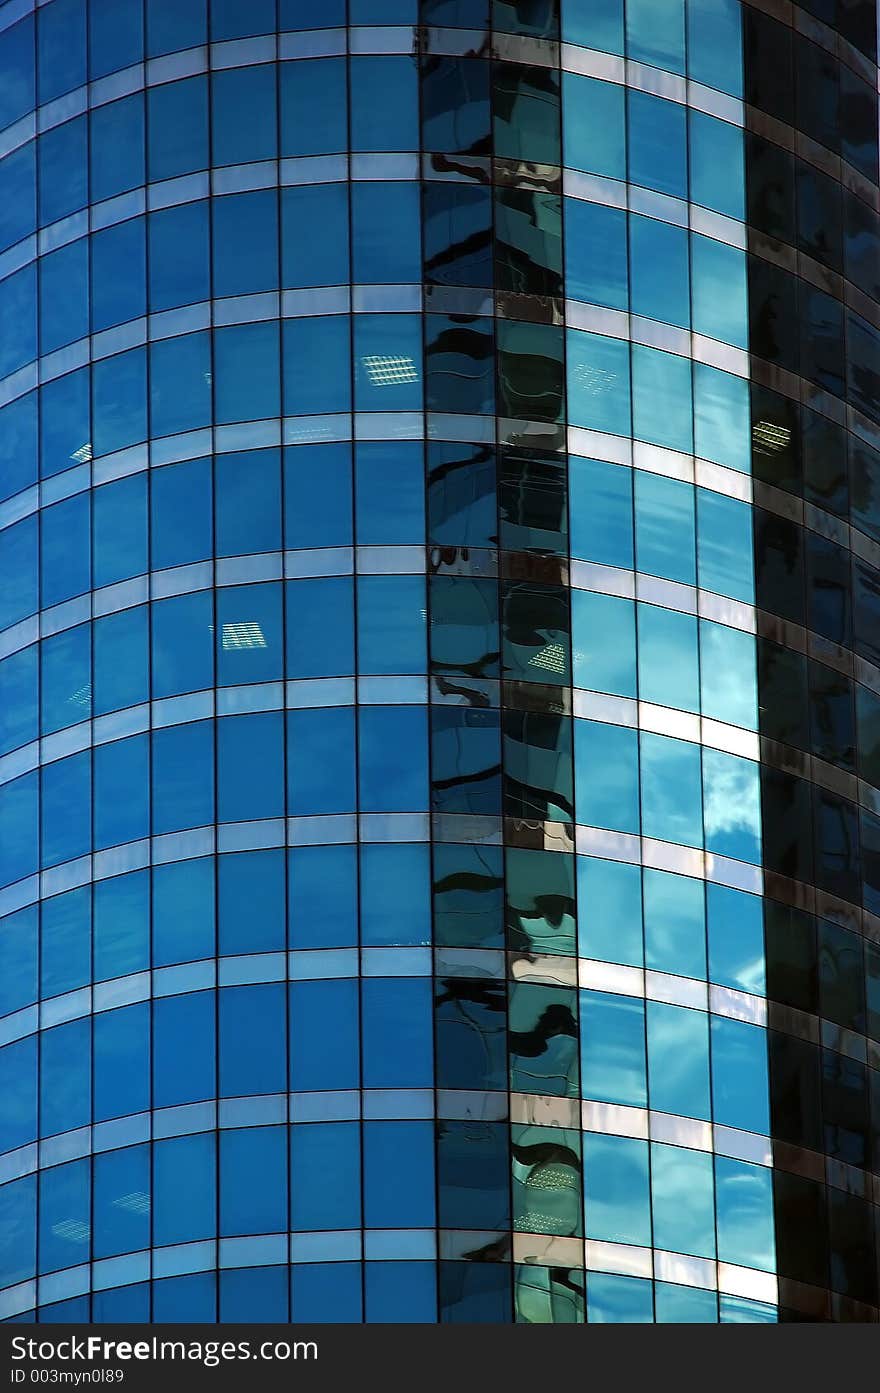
(90, 95, 145, 203)
(627, 91, 687, 199)
(148, 201, 210, 312)
(150, 332, 212, 437)
(689, 110, 745, 220)
(291, 1123, 361, 1232)
(357, 576, 427, 675)
(282, 184, 350, 289)
(153, 1133, 215, 1247)
(94, 872, 149, 982)
(287, 707, 357, 815)
(89, 0, 143, 80)
(697, 488, 754, 602)
(358, 706, 428, 812)
(569, 456, 633, 567)
(217, 713, 285, 821)
(213, 190, 279, 297)
(0, 265, 36, 379)
(0, 18, 35, 134)
(219, 849, 285, 955)
(715, 1156, 775, 1270)
(363, 1121, 435, 1226)
(651, 1142, 716, 1257)
(153, 857, 214, 967)
(626, 0, 685, 72)
(284, 315, 351, 416)
(572, 590, 636, 697)
(0, 143, 35, 256)
(565, 200, 628, 310)
(688, 0, 743, 98)
(285, 577, 354, 678)
(93, 473, 148, 589)
(280, 58, 347, 157)
(38, 117, 88, 228)
(637, 603, 699, 712)
(151, 457, 212, 569)
(41, 888, 90, 1000)
(577, 857, 643, 966)
(352, 182, 421, 283)
(147, 77, 208, 182)
(217, 583, 283, 686)
(92, 347, 148, 457)
(93, 735, 150, 850)
(580, 989, 647, 1107)
(41, 752, 91, 868)
(711, 1015, 770, 1134)
(216, 322, 280, 424)
(703, 748, 761, 864)
(575, 719, 640, 833)
(216, 448, 281, 557)
(151, 591, 214, 699)
(146, 0, 207, 56)
(634, 471, 696, 586)
(212, 65, 277, 166)
(629, 216, 689, 327)
(37, 0, 85, 104)
(288, 845, 358, 949)
(152, 720, 215, 834)
(91, 218, 146, 333)
(694, 364, 750, 472)
(40, 492, 90, 608)
(93, 1145, 150, 1258)
(562, 74, 625, 179)
(640, 731, 703, 848)
(354, 315, 423, 412)
(583, 1132, 650, 1246)
(93, 1002, 150, 1121)
(0, 644, 37, 757)
(567, 331, 631, 435)
(350, 56, 419, 152)
(643, 868, 706, 979)
(39, 239, 89, 355)
(0, 391, 37, 501)
(587, 1272, 653, 1323)
(289, 979, 359, 1091)
(707, 883, 765, 995)
(220, 1126, 287, 1236)
(632, 345, 694, 453)
(647, 1000, 711, 1119)
(219, 984, 286, 1097)
(41, 624, 90, 736)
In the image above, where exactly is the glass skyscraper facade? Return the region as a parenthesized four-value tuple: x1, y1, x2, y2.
(0, 0, 878, 1326)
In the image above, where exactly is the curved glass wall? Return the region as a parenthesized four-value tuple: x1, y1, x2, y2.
(0, 0, 875, 1324)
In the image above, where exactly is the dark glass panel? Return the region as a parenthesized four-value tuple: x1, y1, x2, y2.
(760, 768, 814, 883)
(769, 1032, 823, 1152)
(764, 900, 819, 1014)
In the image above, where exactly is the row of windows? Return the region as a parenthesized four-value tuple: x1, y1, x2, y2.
(0, 849, 765, 1007)
(0, 190, 753, 357)
(0, 330, 754, 468)
(0, 708, 429, 886)
(0, 0, 752, 143)
(747, 133, 880, 298)
(0, 594, 761, 764)
(0, 710, 769, 882)
(744, 3, 878, 175)
(0, 1127, 775, 1286)
(5, 1264, 777, 1325)
(0, 74, 750, 259)
(748, 257, 880, 424)
(0, 449, 756, 627)
(0, 983, 770, 1137)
